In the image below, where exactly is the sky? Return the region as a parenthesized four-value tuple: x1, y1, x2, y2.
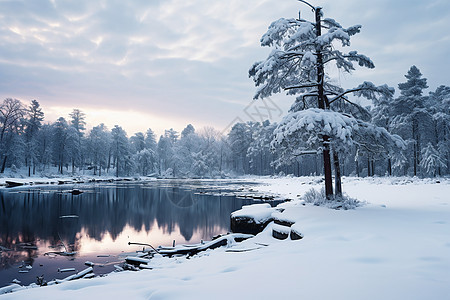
(1, 0, 449, 136)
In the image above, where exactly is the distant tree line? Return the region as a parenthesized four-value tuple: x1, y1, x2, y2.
(0, 67, 448, 178)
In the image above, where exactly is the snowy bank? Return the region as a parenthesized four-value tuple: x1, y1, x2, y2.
(1, 176, 449, 300)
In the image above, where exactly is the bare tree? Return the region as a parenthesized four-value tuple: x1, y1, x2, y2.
(0, 98, 25, 173)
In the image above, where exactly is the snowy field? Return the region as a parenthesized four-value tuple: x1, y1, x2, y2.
(1, 176, 449, 300)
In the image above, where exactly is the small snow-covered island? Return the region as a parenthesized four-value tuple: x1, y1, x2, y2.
(1, 1, 449, 299)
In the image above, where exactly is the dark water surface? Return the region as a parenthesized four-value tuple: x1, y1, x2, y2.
(0, 180, 264, 288)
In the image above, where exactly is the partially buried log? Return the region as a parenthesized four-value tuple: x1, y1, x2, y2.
(158, 233, 253, 257)
(5, 181, 24, 187)
(129, 233, 254, 260)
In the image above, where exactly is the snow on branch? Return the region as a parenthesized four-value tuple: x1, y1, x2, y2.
(322, 18, 341, 29)
(317, 27, 350, 47)
(329, 82, 394, 104)
(284, 82, 319, 91)
(273, 108, 358, 148)
(271, 108, 406, 164)
(346, 51, 374, 68)
(260, 18, 315, 48)
(346, 25, 362, 36)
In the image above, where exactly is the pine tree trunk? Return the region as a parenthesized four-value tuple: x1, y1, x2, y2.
(1, 155, 7, 173)
(60, 154, 64, 174)
(333, 151, 342, 198)
(413, 142, 417, 176)
(260, 153, 263, 176)
(315, 7, 333, 199)
(412, 120, 419, 176)
(107, 151, 111, 173)
(219, 148, 223, 174)
(116, 157, 119, 177)
(322, 137, 333, 198)
(388, 158, 392, 176)
(315, 154, 318, 176)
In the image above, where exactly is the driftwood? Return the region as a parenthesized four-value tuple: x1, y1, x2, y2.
(155, 233, 253, 258)
(125, 256, 151, 265)
(56, 267, 93, 283)
(44, 251, 77, 256)
(127, 233, 254, 263)
(5, 181, 24, 187)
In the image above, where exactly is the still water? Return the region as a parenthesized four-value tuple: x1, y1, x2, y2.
(0, 180, 263, 287)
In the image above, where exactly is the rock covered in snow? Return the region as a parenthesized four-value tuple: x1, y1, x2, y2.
(230, 203, 277, 235)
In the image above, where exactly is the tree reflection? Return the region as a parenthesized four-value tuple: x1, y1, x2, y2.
(0, 183, 256, 267)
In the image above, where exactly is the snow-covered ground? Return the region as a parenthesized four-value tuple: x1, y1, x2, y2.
(1, 176, 449, 299)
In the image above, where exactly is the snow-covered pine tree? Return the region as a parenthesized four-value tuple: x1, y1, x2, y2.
(157, 135, 173, 176)
(69, 109, 87, 172)
(249, 2, 401, 198)
(88, 123, 110, 176)
(130, 132, 146, 153)
(391, 66, 432, 176)
(52, 117, 69, 174)
(24, 99, 44, 175)
(227, 122, 253, 174)
(420, 142, 446, 177)
(111, 125, 129, 177)
(427, 85, 450, 175)
(145, 128, 157, 151)
(247, 120, 277, 175)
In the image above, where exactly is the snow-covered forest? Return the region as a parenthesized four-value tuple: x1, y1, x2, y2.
(1, 66, 448, 179)
(1, 1, 450, 299)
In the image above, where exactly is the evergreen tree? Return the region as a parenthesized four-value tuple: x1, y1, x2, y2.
(427, 85, 450, 174)
(391, 66, 431, 176)
(88, 123, 110, 176)
(69, 109, 86, 172)
(52, 117, 69, 174)
(130, 132, 146, 153)
(111, 125, 129, 177)
(227, 122, 252, 174)
(420, 143, 446, 177)
(157, 135, 173, 176)
(24, 100, 44, 175)
(250, 3, 399, 197)
(145, 128, 157, 151)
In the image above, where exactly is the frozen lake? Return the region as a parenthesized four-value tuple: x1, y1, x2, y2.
(0, 180, 266, 287)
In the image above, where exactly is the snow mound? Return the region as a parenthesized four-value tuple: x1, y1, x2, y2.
(231, 203, 275, 224)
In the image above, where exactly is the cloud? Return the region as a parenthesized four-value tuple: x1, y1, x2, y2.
(0, 0, 449, 135)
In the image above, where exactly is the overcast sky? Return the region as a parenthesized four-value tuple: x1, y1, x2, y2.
(1, 0, 449, 136)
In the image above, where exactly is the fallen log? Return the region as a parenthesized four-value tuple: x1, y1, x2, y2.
(58, 267, 93, 282)
(125, 256, 151, 266)
(156, 233, 253, 257)
(5, 181, 24, 187)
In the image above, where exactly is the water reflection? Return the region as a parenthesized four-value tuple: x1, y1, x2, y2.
(0, 181, 259, 286)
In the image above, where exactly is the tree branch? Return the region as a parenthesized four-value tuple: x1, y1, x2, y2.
(328, 88, 363, 104)
(284, 82, 319, 90)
